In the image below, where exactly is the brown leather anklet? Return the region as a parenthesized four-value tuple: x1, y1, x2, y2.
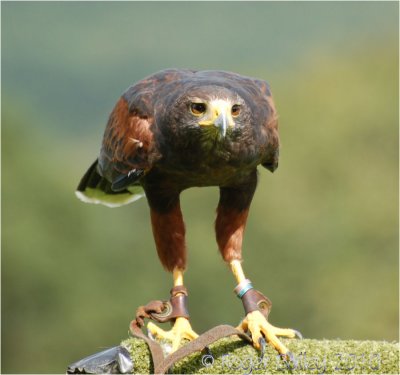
(152, 286, 190, 322)
(241, 288, 272, 318)
(134, 285, 190, 327)
(170, 285, 188, 296)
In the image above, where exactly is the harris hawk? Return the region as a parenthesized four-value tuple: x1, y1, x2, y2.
(76, 69, 300, 356)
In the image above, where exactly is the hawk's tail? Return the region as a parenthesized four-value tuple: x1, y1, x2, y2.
(75, 159, 144, 208)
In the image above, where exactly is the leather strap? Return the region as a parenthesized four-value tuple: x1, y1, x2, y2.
(130, 321, 252, 374)
(129, 287, 191, 371)
(129, 319, 165, 373)
(135, 287, 190, 325)
(155, 325, 252, 374)
(241, 289, 272, 318)
(135, 300, 166, 327)
(129, 287, 254, 374)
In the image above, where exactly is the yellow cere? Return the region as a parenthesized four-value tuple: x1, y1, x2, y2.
(198, 99, 235, 128)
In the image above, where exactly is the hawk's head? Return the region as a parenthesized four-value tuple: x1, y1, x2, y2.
(162, 85, 252, 140)
(187, 92, 244, 137)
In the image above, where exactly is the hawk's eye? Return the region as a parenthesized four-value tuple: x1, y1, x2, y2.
(190, 102, 207, 116)
(231, 104, 241, 117)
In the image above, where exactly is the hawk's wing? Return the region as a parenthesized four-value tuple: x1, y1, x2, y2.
(99, 69, 193, 187)
(76, 72, 171, 207)
(75, 95, 158, 207)
(252, 79, 279, 172)
(76, 69, 193, 207)
(98, 97, 159, 190)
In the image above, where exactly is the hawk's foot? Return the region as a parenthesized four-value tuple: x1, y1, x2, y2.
(237, 310, 301, 355)
(147, 317, 199, 352)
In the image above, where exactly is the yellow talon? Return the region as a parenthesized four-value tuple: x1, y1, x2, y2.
(237, 310, 299, 355)
(230, 261, 300, 355)
(147, 317, 198, 352)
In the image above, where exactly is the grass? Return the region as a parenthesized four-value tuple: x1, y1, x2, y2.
(121, 336, 399, 374)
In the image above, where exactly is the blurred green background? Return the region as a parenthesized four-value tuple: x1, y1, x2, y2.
(1, 2, 398, 373)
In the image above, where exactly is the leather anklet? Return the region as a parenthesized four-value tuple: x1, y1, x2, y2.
(234, 280, 272, 318)
(134, 285, 190, 326)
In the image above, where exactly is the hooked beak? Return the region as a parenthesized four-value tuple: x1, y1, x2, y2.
(198, 100, 235, 137)
(214, 112, 229, 137)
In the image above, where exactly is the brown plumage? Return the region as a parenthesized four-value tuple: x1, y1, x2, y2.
(76, 69, 298, 355)
(77, 69, 279, 270)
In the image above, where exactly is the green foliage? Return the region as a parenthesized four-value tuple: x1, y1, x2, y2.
(1, 2, 398, 373)
(121, 336, 399, 374)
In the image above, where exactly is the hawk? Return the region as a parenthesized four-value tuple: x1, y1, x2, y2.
(76, 69, 299, 355)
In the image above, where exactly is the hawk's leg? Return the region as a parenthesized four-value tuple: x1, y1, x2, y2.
(230, 260, 301, 355)
(145, 191, 198, 352)
(147, 268, 198, 352)
(215, 172, 300, 356)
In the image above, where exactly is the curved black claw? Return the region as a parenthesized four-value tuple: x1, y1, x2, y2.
(258, 337, 266, 359)
(293, 329, 303, 339)
(282, 351, 298, 370)
(202, 346, 213, 357)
